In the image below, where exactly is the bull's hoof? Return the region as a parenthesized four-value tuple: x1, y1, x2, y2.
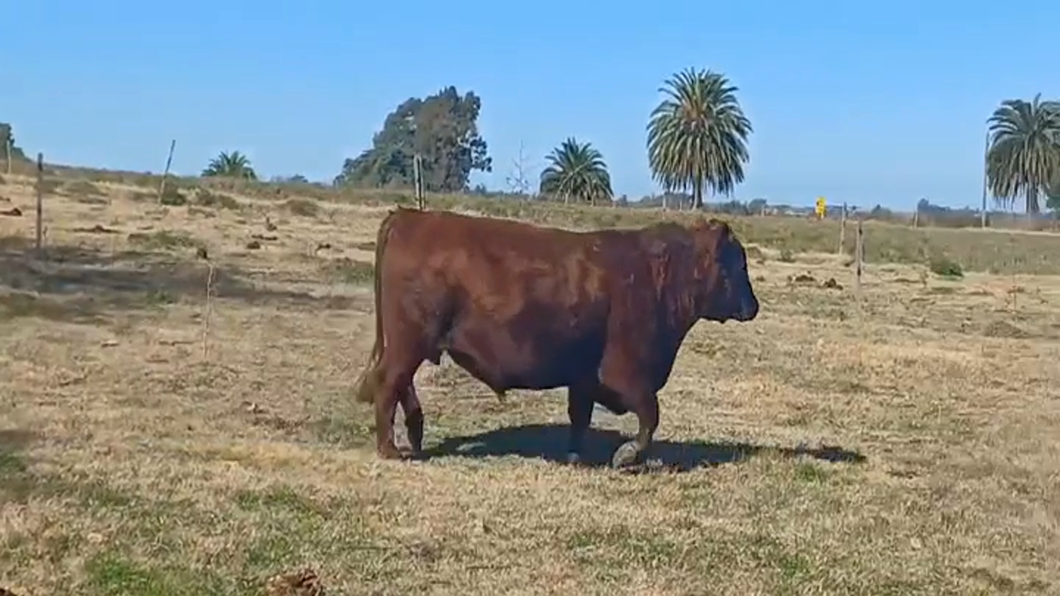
(565, 452, 582, 465)
(611, 441, 641, 469)
(376, 444, 406, 460)
(400, 446, 426, 461)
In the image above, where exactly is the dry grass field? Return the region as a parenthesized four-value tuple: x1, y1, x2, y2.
(1, 172, 1059, 595)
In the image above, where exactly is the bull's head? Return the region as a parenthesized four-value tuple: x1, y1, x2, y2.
(690, 218, 759, 323)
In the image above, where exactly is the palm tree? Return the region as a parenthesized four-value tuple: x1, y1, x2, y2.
(647, 67, 753, 210)
(986, 94, 1060, 214)
(539, 138, 613, 205)
(202, 150, 258, 180)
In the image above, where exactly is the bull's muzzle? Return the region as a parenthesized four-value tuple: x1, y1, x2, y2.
(736, 294, 759, 321)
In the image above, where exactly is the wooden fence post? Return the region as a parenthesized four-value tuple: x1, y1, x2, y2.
(35, 152, 44, 257)
(854, 216, 864, 302)
(157, 139, 176, 202)
(837, 202, 847, 254)
(412, 154, 425, 210)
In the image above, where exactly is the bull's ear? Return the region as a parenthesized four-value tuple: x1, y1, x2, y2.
(707, 218, 731, 234)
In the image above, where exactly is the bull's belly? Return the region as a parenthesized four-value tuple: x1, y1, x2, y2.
(444, 342, 600, 393)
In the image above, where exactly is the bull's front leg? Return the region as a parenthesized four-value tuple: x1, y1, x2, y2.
(565, 382, 596, 465)
(610, 391, 659, 469)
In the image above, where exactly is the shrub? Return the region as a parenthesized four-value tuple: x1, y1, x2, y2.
(284, 198, 320, 217)
(928, 256, 963, 279)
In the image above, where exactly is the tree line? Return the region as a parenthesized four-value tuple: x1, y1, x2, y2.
(2, 70, 1058, 213)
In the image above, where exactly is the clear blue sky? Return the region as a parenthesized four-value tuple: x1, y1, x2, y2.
(6, 1, 1059, 211)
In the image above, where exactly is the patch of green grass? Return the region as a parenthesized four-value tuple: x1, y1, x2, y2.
(233, 485, 330, 519)
(793, 461, 830, 483)
(0, 449, 27, 474)
(83, 550, 233, 596)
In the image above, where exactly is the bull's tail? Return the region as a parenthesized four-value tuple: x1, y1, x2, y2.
(353, 209, 403, 404)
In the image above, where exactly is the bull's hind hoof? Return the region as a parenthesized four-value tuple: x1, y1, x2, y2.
(611, 441, 640, 469)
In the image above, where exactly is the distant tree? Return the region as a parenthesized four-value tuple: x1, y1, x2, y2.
(0, 122, 27, 162)
(747, 197, 768, 215)
(270, 174, 309, 184)
(539, 137, 613, 205)
(505, 141, 535, 198)
(647, 67, 753, 210)
(202, 150, 257, 180)
(986, 94, 1060, 214)
(334, 86, 492, 192)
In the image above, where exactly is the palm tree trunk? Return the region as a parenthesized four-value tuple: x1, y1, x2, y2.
(1027, 187, 1040, 215)
(693, 176, 704, 210)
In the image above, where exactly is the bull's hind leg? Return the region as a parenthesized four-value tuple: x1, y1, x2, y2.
(375, 351, 425, 461)
(399, 384, 424, 457)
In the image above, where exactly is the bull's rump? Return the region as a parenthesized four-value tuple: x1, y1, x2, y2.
(378, 210, 615, 390)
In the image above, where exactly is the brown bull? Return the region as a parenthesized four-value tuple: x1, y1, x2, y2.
(352, 207, 759, 468)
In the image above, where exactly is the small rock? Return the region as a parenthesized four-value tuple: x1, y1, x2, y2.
(101, 339, 119, 348)
(0, 207, 22, 217)
(246, 240, 262, 250)
(196, 246, 209, 260)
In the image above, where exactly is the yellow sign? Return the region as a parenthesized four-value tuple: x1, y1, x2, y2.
(814, 197, 826, 219)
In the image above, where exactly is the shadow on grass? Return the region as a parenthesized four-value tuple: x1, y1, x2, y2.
(428, 423, 866, 472)
(0, 237, 358, 318)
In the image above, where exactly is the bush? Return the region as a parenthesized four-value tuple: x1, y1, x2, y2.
(929, 255, 963, 279)
(159, 186, 187, 206)
(195, 188, 241, 210)
(284, 198, 320, 217)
